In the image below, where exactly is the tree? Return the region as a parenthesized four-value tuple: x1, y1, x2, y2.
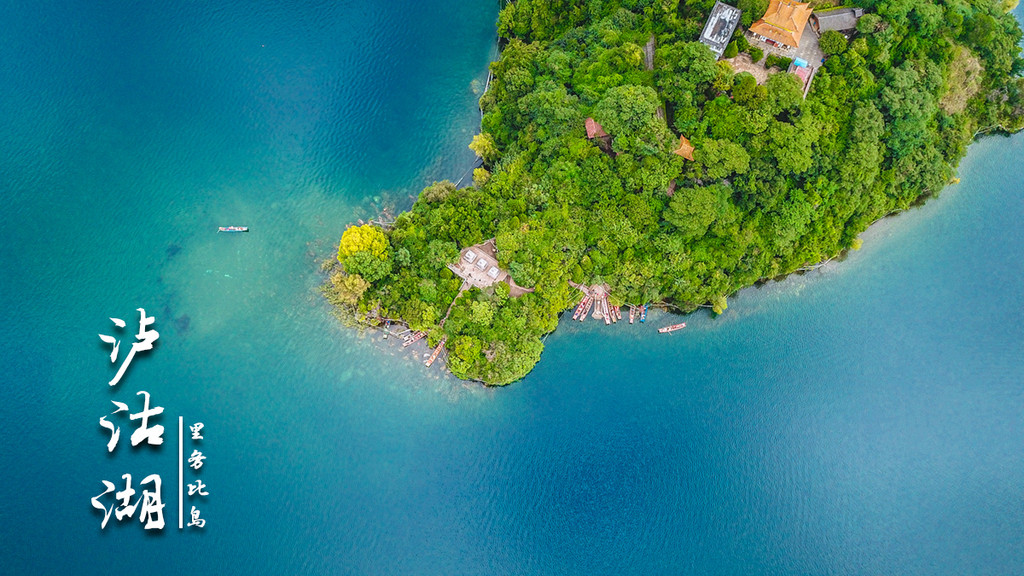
(420, 180, 456, 203)
(695, 139, 750, 180)
(764, 54, 793, 70)
(664, 184, 728, 240)
(711, 295, 728, 315)
(768, 188, 814, 247)
(325, 272, 370, 308)
(738, 0, 769, 28)
(765, 120, 815, 175)
(338, 224, 389, 260)
(343, 250, 392, 283)
(724, 41, 739, 59)
(732, 72, 763, 106)
(592, 84, 668, 156)
(840, 102, 885, 188)
(910, 3, 943, 36)
(655, 41, 718, 105)
(470, 300, 495, 327)
(338, 224, 392, 283)
(473, 168, 490, 187)
(967, 13, 997, 48)
(856, 13, 882, 34)
(765, 72, 804, 117)
(713, 60, 735, 92)
(469, 133, 500, 164)
(819, 30, 847, 56)
(878, 64, 937, 159)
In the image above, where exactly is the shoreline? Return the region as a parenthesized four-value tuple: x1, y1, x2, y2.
(322, 1, 1024, 386)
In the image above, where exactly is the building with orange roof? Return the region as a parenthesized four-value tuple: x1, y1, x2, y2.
(585, 117, 608, 139)
(748, 0, 812, 50)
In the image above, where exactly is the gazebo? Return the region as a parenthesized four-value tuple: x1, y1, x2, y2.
(673, 135, 695, 161)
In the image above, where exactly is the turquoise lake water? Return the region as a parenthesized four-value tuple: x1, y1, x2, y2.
(1, 1, 1022, 574)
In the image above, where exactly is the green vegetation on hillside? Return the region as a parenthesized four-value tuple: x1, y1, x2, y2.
(325, 0, 1024, 385)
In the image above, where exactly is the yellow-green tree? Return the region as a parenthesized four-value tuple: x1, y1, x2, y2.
(712, 295, 728, 315)
(325, 272, 370, 307)
(469, 133, 500, 164)
(337, 225, 391, 283)
(338, 224, 389, 260)
(472, 167, 490, 187)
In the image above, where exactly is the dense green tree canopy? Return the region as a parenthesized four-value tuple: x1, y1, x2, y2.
(327, 0, 1024, 385)
(819, 30, 848, 56)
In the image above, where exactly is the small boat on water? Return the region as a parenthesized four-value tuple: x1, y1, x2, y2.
(658, 322, 686, 334)
(640, 305, 647, 323)
(629, 306, 636, 324)
(383, 320, 391, 339)
(572, 296, 590, 321)
(218, 226, 248, 232)
(403, 331, 426, 347)
(580, 298, 594, 322)
(425, 338, 447, 367)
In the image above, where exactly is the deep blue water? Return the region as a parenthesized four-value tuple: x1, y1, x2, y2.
(1, 1, 1023, 574)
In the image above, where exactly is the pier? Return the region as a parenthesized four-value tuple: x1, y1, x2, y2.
(569, 282, 618, 325)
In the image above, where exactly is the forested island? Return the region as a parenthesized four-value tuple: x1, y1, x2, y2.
(324, 0, 1024, 385)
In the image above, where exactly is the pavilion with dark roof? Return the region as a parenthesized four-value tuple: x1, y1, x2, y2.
(810, 7, 864, 35)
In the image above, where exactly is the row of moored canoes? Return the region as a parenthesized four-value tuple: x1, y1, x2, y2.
(569, 299, 682, 333)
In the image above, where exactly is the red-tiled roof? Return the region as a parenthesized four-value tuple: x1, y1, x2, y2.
(749, 0, 812, 48)
(585, 117, 609, 139)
